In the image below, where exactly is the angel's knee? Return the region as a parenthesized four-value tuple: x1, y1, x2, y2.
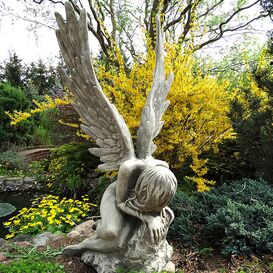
(99, 225, 120, 240)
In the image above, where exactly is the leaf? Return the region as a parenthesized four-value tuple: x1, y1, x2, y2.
(0, 203, 16, 218)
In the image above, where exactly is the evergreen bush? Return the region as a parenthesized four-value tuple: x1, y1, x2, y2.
(169, 178, 273, 256)
(0, 83, 34, 150)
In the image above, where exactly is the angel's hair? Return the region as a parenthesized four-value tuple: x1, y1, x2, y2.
(125, 166, 177, 213)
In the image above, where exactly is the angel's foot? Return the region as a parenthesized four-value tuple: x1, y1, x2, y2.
(63, 244, 84, 256)
(81, 251, 94, 264)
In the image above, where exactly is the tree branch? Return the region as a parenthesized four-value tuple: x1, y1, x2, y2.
(196, 13, 268, 51)
(164, 3, 192, 31)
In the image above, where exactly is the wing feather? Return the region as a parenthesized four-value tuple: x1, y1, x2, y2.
(136, 15, 174, 159)
(55, 2, 135, 171)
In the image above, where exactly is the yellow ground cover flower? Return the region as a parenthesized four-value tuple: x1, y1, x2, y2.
(4, 194, 95, 239)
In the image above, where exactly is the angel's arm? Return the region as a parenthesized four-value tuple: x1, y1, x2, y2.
(116, 157, 170, 204)
(116, 159, 145, 204)
(117, 202, 164, 243)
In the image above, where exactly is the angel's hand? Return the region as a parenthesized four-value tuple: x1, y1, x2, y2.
(143, 215, 165, 244)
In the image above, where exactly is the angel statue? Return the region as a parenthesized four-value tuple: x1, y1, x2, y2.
(55, 2, 177, 272)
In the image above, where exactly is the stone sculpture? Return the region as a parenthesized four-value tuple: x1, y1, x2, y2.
(55, 2, 177, 272)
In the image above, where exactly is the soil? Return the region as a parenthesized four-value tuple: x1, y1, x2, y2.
(2, 235, 273, 273)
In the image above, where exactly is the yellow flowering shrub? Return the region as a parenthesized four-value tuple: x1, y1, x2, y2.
(5, 46, 233, 191)
(5, 95, 71, 125)
(97, 46, 233, 190)
(4, 194, 95, 239)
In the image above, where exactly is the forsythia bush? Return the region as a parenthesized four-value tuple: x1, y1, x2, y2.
(98, 46, 233, 191)
(6, 46, 233, 191)
(5, 95, 71, 125)
(4, 194, 95, 239)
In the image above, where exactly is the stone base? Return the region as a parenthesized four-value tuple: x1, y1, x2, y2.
(81, 222, 174, 273)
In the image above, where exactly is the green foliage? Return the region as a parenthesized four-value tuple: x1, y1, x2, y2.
(206, 42, 273, 184)
(5, 243, 62, 260)
(0, 259, 65, 273)
(0, 149, 28, 177)
(25, 60, 57, 96)
(0, 83, 34, 150)
(47, 142, 100, 197)
(27, 159, 49, 183)
(0, 149, 26, 169)
(0, 243, 64, 273)
(0, 52, 25, 88)
(169, 178, 273, 256)
(32, 108, 61, 146)
(88, 175, 112, 214)
(32, 107, 83, 146)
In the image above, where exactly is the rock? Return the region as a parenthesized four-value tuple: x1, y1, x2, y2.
(13, 234, 33, 243)
(86, 171, 100, 179)
(33, 232, 55, 247)
(0, 175, 42, 192)
(0, 239, 6, 249)
(163, 261, 176, 272)
(67, 220, 95, 238)
(48, 233, 65, 244)
(15, 241, 33, 247)
(23, 177, 35, 183)
(0, 252, 8, 262)
(81, 221, 173, 273)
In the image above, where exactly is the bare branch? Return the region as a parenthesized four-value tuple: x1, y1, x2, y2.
(33, 0, 64, 4)
(198, 0, 224, 19)
(3, 8, 55, 30)
(164, 3, 192, 31)
(196, 13, 269, 51)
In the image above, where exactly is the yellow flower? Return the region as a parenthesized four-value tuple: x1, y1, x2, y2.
(4, 221, 11, 227)
(5, 233, 15, 239)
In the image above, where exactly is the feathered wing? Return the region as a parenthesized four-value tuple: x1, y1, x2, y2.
(136, 15, 174, 159)
(55, 2, 135, 171)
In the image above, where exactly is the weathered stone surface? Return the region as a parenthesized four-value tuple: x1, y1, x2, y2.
(82, 222, 173, 273)
(56, 3, 176, 273)
(33, 232, 55, 247)
(0, 252, 7, 262)
(67, 220, 95, 238)
(48, 233, 66, 246)
(12, 234, 33, 243)
(0, 239, 6, 249)
(15, 241, 33, 247)
(0, 176, 43, 192)
(163, 261, 176, 272)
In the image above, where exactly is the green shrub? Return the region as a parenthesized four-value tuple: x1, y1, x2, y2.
(0, 149, 25, 169)
(0, 259, 65, 273)
(0, 83, 34, 150)
(47, 142, 100, 197)
(0, 149, 27, 176)
(169, 178, 273, 256)
(27, 159, 50, 183)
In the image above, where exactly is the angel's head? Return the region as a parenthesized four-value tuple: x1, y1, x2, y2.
(129, 166, 177, 213)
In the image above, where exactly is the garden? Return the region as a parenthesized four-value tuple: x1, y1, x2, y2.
(0, 0, 273, 272)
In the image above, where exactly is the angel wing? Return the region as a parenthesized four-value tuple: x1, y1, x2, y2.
(136, 15, 174, 159)
(55, 2, 135, 171)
